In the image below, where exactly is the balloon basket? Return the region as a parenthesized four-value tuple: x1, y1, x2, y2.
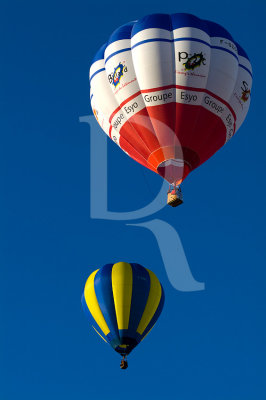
(167, 186, 183, 207)
(120, 356, 128, 370)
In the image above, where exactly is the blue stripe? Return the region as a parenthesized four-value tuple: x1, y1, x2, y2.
(239, 63, 253, 78)
(107, 332, 121, 349)
(131, 13, 214, 37)
(94, 264, 120, 342)
(211, 45, 239, 61)
(91, 43, 107, 64)
(90, 93, 93, 101)
(204, 20, 233, 41)
(107, 22, 135, 45)
(131, 13, 172, 37)
(174, 37, 210, 47)
(131, 37, 210, 51)
(89, 68, 105, 83)
(104, 47, 131, 64)
(131, 13, 234, 42)
(171, 13, 209, 34)
(131, 37, 172, 50)
(126, 263, 151, 339)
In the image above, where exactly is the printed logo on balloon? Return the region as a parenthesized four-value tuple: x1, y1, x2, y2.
(183, 52, 206, 71)
(108, 62, 128, 87)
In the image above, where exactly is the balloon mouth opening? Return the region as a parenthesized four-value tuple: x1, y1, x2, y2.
(114, 337, 139, 355)
(157, 159, 190, 184)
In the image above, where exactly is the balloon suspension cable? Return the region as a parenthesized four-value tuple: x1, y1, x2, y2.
(167, 181, 183, 207)
(168, 182, 179, 192)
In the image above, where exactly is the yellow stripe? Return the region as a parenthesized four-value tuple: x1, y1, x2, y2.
(92, 326, 108, 343)
(84, 269, 110, 336)
(111, 262, 133, 330)
(137, 269, 162, 335)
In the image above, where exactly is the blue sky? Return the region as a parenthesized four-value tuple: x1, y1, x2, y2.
(0, 0, 266, 399)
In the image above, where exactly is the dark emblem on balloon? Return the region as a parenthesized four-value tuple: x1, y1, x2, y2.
(183, 52, 206, 71)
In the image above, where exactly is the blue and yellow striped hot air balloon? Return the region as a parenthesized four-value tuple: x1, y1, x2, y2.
(81, 262, 164, 368)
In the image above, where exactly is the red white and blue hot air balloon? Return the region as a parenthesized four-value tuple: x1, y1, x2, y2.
(89, 13, 252, 206)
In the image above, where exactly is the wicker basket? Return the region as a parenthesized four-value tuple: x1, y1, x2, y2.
(167, 193, 183, 207)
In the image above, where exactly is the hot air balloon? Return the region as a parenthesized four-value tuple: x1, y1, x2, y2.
(81, 262, 164, 369)
(89, 13, 252, 206)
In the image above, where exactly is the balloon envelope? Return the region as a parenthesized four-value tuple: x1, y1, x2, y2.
(82, 262, 165, 355)
(90, 13, 252, 185)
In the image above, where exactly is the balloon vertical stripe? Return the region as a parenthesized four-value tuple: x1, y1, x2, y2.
(111, 262, 133, 331)
(83, 270, 110, 336)
(94, 264, 120, 342)
(127, 263, 151, 338)
(136, 269, 162, 335)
